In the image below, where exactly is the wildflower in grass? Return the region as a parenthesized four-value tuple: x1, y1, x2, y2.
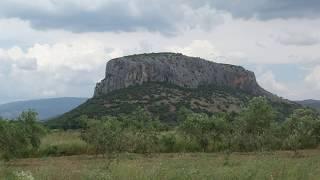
(14, 170, 35, 180)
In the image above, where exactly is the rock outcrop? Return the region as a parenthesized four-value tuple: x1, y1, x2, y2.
(94, 53, 269, 97)
(49, 53, 300, 128)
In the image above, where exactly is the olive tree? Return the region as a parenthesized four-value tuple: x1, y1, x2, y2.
(179, 112, 229, 152)
(0, 110, 45, 160)
(282, 108, 320, 150)
(232, 97, 278, 151)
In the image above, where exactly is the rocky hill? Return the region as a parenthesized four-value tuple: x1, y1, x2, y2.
(94, 53, 270, 97)
(48, 53, 299, 128)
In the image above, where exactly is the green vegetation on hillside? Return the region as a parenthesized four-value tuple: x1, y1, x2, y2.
(47, 83, 300, 129)
(78, 97, 320, 155)
(297, 100, 320, 112)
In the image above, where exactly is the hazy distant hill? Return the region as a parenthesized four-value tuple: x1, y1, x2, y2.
(296, 100, 320, 112)
(0, 97, 88, 120)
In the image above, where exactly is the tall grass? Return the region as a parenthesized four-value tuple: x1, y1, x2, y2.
(1, 151, 320, 180)
(36, 130, 92, 157)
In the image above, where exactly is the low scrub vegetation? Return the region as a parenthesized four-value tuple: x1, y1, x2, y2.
(49, 83, 299, 129)
(79, 97, 320, 156)
(0, 111, 46, 160)
(38, 130, 90, 156)
(1, 98, 320, 179)
(1, 97, 320, 161)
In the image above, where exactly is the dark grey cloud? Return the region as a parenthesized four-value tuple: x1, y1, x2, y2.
(0, 0, 183, 34)
(193, 0, 320, 20)
(0, 0, 320, 34)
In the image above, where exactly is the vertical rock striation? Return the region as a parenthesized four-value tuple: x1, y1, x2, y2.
(94, 53, 270, 97)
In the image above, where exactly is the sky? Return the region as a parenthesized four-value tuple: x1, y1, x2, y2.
(0, 0, 320, 103)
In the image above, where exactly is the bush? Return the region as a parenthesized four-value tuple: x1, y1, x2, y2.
(52, 97, 320, 155)
(282, 109, 320, 150)
(0, 110, 46, 160)
(82, 108, 162, 155)
(160, 132, 177, 152)
(18, 130, 91, 157)
(231, 97, 278, 152)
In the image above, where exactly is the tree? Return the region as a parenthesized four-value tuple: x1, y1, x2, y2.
(18, 111, 46, 149)
(82, 108, 162, 155)
(232, 97, 278, 151)
(282, 108, 320, 150)
(82, 116, 125, 157)
(178, 111, 230, 152)
(121, 108, 161, 153)
(0, 110, 45, 160)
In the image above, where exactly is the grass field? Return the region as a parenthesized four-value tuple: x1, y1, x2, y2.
(1, 150, 320, 180)
(1, 131, 320, 180)
(37, 130, 91, 156)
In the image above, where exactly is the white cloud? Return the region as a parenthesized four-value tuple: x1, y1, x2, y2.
(1, 3, 320, 102)
(305, 66, 320, 90)
(257, 71, 294, 98)
(0, 38, 125, 102)
(0, 0, 227, 35)
(168, 40, 220, 60)
(275, 33, 320, 46)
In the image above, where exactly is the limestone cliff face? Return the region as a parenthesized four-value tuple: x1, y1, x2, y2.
(94, 53, 269, 97)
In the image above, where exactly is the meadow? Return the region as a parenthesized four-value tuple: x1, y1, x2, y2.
(1, 131, 320, 180)
(1, 98, 320, 179)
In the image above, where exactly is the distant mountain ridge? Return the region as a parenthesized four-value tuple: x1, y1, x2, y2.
(296, 99, 320, 112)
(0, 97, 88, 120)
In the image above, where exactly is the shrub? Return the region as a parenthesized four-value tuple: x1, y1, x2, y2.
(160, 132, 177, 152)
(231, 97, 278, 152)
(0, 110, 46, 160)
(282, 109, 320, 150)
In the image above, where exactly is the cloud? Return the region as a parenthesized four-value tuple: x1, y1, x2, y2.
(191, 0, 320, 20)
(0, 0, 225, 35)
(0, 1, 320, 102)
(168, 40, 220, 60)
(257, 71, 291, 97)
(0, 39, 123, 103)
(275, 33, 320, 46)
(305, 66, 320, 90)
(168, 40, 250, 65)
(0, 48, 38, 73)
(0, 0, 320, 35)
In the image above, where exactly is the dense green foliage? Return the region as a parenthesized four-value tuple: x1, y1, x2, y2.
(0, 111, 46, 160)
(81, 108, 162, 156)
(1, 98, 320, 179)
(296, 99, 320, 112)
(79, 97, 320, 155)
(1, 97, 319, 161)
(47, 83, 300, 129)
(282, 109, 320, 150)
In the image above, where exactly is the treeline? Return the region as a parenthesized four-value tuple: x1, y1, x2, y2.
(81, 97, 320, 155)
(1, 97, 320, 160)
